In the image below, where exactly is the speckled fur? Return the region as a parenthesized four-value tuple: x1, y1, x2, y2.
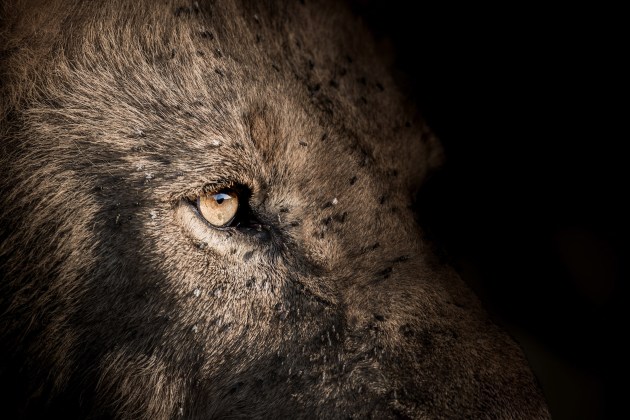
(0, 1, 549, 418)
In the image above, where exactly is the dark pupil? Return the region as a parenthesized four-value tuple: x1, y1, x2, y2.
(214, 192, 231, 205)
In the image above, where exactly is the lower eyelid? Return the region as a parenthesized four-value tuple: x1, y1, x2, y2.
(176, 200, 235, 255)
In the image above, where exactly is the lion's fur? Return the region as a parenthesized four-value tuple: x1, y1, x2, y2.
(0, 1, 549, 418)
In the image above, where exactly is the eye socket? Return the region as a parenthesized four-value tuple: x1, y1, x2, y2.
(197, 188, 239, 227)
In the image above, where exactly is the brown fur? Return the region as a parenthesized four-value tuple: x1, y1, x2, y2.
(0, 0, 549, 418)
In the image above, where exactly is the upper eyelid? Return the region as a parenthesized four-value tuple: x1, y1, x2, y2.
(167, 181, 236, 204)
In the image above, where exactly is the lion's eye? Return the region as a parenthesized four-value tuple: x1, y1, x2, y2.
(197, 189, 239, 227)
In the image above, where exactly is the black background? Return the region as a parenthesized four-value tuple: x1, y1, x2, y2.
(355, 2, 624, 419)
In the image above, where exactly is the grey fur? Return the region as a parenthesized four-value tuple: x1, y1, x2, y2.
(0, 0, 550, 418)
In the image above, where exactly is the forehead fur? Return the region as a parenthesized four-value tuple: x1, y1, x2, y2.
(1, 0, 442, 189)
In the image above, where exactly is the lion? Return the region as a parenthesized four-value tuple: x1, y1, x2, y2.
(0, 0, 550, 418)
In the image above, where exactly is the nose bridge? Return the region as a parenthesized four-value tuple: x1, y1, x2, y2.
(301, 204, 422, 286)
(291, 174, 424, 279)
(338, 192, 425, 279)
(333, 206, 432, 313)
(326, 188, 448, 329)
(342, 242, 442, 321)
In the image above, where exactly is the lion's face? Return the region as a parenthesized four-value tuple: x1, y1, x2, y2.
(0, 1, 548, 418)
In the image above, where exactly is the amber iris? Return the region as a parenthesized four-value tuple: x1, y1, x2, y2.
(198, 189, 239, 227)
